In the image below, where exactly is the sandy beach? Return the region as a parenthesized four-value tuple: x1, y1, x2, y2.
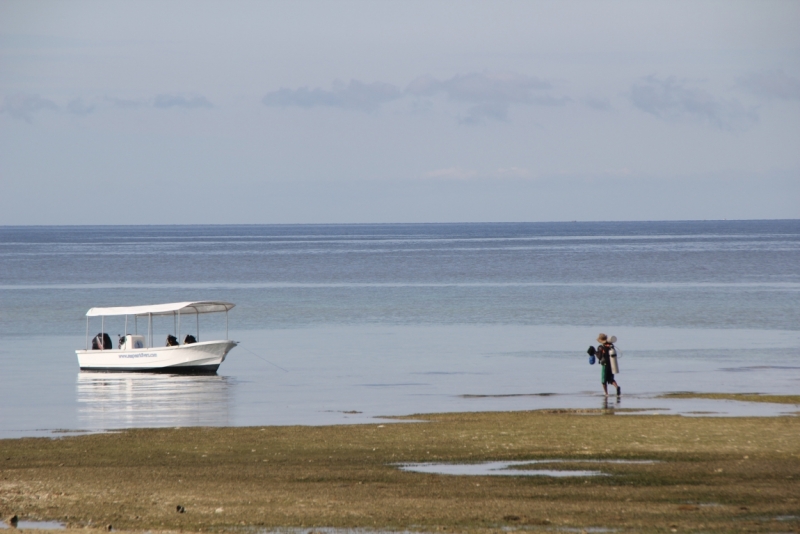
(1, 401, 799, 533)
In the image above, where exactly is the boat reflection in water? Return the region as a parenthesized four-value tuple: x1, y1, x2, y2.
(77, 372, 232, 429)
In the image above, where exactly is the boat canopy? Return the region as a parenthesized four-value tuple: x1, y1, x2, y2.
(86, 301, 235, 317)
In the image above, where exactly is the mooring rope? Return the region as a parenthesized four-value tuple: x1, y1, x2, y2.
(238, 344, 289, 373)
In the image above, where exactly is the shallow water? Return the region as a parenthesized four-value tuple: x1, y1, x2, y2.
(0, 520, 65, 530)
(0, 324, 797, 438)
(397, 460, 642, 477)
(0, 222, 798, 438)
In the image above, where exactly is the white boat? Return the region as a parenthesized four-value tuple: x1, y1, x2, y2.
(76, 301, 237, 373)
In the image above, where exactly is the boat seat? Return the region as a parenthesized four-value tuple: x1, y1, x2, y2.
(118, 334, 146, 350)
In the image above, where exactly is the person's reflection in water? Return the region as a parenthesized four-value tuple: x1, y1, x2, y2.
(601, 395, 621, 411)
(76, 372, 232, 430)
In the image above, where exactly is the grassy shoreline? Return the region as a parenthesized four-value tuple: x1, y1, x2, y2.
(1, 409, 798, 533)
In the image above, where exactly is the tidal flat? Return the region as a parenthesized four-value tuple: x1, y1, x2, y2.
(1, 410, 798, 533)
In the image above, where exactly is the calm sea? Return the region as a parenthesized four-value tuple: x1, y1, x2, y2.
(1, 221, 799, 437)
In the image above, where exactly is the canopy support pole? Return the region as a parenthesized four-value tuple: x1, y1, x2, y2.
(226, 309, 229, 340)
(178, 311, 181, 344)
(196, 313, 200, 342)
(173, 312, 176, 336)
(101, 316, 104, 351)
(85, 316, 89, 350)
(135, 316, 138, 335)
(148, 313, 152, 348)
(125, 315, 128, 336)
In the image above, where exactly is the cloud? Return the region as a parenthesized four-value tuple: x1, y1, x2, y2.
(262, 71, 568, 122)
(738, 69, 800, 101)
(2, 92, 215, 121)
(629, 76, 757, 130)
(66, 98, 95, 116)
(1, 93, 58, 122)
(153, 94, 213, 109)
(262, 80, 402, 112)
(408, 71, 567, 124)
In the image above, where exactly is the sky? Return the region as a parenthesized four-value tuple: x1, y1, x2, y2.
(1, 0, 799, 224)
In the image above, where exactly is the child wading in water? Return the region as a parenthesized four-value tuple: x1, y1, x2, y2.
(595, 333, 620, 396)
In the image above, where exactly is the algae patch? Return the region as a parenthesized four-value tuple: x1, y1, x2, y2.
(661, 392, 800, 404)
(0, 410, 798, 533)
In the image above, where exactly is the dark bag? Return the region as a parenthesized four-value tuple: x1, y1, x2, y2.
(166, 335, 179, 347)
(183, 334, 197, 344)
(587, 345, 596, 365)
(595, 344, 609, 365)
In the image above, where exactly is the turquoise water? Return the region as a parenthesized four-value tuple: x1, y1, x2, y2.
(1, 221, 798, 437)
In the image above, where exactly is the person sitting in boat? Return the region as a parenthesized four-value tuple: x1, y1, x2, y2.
(184, 334, 197, 344)
(92, 333, 112, 350)
(166, 334, 179, 347)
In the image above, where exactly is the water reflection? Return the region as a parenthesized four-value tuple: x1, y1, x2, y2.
(398, 459, 655, 477)
(77, 372, 232, 429)
(602, 396, 621, 410)
(398, 460, 603, 477)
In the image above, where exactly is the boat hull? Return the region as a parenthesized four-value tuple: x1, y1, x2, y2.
(76, 340, 237, 373)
